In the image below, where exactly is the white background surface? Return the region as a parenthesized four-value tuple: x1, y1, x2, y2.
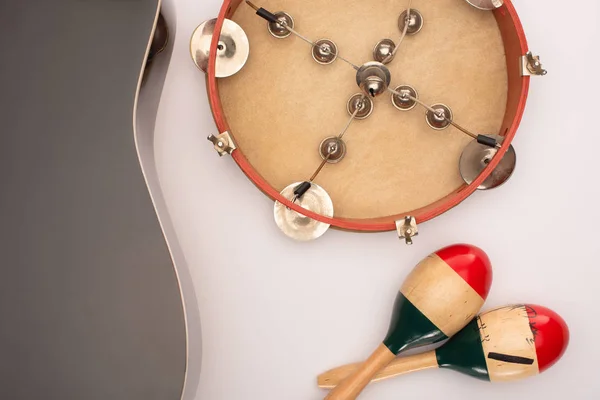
(155, 1, 600, 399)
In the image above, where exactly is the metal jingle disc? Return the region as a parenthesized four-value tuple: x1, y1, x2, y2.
(274, 182, 334, 241)
(373, 39, 396, 64)
(398, 9, 424, 35)
(464, 0, 505, 11)
(356, 62, 391, 97)
(391, 85, 418, 111)
(347, 93, 374, 119)
(190, 18, 250, 78)
(319, 136, 347, 163)
(426, 104, 453, 130)
(268, 12, 294, 38)
(312, 39, 338, 65)
(459, 135, 517, 190)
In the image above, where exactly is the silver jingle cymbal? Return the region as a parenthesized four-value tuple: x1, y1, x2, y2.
(356, 62, 391, 97)
(190, 18, 250, 78)
(274, 182, 334, 241)
(268, 12, 294, 39)
(459, 135, 517, 190)
(464, 0, 504, 11)
(391, 85, 418, 111)
(426, 104, 453, 130)
(319, 136, 347, 163)
(312, 39, 338, 65)
(347, 93, 374, 120)
(398, 9, 424, 35)
(373, 39, 396, 64)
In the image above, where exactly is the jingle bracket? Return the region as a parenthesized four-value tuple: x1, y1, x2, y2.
(396, 216, 419, 245)
(521, 52, 547, 76)
(207, 131, 237, 156)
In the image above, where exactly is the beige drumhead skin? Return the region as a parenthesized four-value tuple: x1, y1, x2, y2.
(219, 0, 508, 219)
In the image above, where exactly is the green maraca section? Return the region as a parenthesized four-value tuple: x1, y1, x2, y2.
(383, 293, 448, 354)
(435, 319, 490, 381)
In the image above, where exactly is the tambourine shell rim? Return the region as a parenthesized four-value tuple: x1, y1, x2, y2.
(206, 0, 530, 232)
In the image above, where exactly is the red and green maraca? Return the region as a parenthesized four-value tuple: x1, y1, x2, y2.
(324, 244, 492, 400)
(319, 304, 570, 386)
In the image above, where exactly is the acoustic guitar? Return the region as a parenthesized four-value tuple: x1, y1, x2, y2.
(0, 1, 196, 399)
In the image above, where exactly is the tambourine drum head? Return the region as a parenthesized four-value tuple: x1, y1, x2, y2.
(218, 0, 508, 221)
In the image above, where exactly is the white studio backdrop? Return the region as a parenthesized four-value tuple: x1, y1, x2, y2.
(154, 1, 600, 399)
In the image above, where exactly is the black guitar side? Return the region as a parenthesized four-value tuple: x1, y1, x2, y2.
(0, 1, 188, 399)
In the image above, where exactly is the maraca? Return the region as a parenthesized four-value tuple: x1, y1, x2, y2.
(319, 304, 569, 387)
(324, 244, 492, 400)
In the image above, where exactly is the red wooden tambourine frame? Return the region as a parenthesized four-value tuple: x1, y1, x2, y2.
(207, 0, 530, 232)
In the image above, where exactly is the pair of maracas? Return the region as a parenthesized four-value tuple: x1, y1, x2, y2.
(319, 244, 569, 399)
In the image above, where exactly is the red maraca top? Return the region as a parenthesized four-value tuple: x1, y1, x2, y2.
(526, 304, 570, 372)
(436, 244, 493, 299)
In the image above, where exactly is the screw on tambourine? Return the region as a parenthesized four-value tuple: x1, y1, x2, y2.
(426, 104, 453, 130)
(391, 85, 418, 111)
(312, 39, 338, 65)
(347, 93, 374, 120)
(373, 39, 397, 64)
(398, 9, 424, 36)
(356, 62, 392, 97)
(267, 11, 294, 38)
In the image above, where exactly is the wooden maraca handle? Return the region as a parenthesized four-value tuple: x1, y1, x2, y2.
(319, 351, 438, 389)
(324, 344, 396, 400)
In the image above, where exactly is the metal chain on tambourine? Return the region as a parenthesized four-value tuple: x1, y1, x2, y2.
(382, 0, 413, 65)
(245, 0, 360, 70)
(387, 87, 502, 149)
(290, 95, 365, 204)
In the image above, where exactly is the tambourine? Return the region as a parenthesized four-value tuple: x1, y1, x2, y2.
(191, 0, 546, 242)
